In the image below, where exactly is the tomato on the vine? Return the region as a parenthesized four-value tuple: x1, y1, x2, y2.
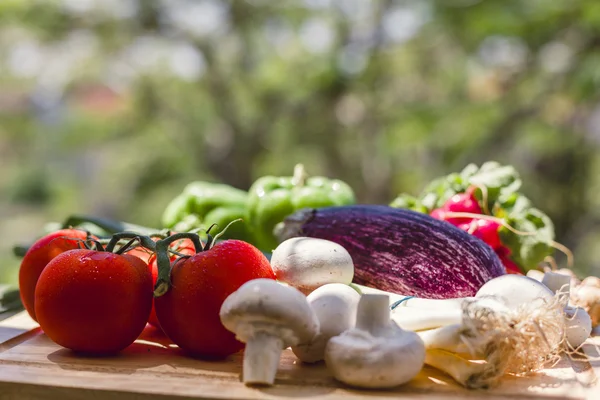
(34, 249, 152, 354)
(125, 246, 154, 264)
(145, 238, 196, 328)
(155, 239, 275, 359)
(19, 229, 91, 321)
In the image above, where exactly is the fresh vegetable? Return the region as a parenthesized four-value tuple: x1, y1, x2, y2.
(154, 236, 276, 359)
(475, 274, 555, 309)
(292, 283, 360, 363)
(564, 306, 592, 349)
(390, 162, 558, 273)
(247, 164, 355, 251)
(325, 293, 425, 389)
(144, 237, 196, 328)
(442, 191, 482, 225)
(19, 229, 92, 321)
(162, 181, 253, 242)
(541, 271, 571, 295)
(527, 269, 600, 329)
(270, 237, 354, 294)
(527, 270, 593, 348)
(469, 220, 502, 249)
(572, 279, 600, 327)
(220, 278, 319, 386)
(276, 205, 505, 299)
(424, 350, 489, 388)
(494, 246, 522, 274)
(356, 274, 586, 388)
(34, 248, 152, 354)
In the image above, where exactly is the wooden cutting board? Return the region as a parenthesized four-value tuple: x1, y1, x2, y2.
(0, 312, 598, 400)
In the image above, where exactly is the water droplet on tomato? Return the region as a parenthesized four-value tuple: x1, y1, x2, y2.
(89, 252, 112, 261)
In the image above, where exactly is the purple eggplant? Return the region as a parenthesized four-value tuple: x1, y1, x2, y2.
(276, 205, 505, 299)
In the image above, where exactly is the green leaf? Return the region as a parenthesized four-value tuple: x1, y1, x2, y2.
(389, 194, 427, 213)
(466, 162, 522, 211)
(495, 192, 533, 217)
(499, 206, 555, 271)
(468, 163, 521, 191)
(418, 173, 469, 210)
(459, 163, 479, 181)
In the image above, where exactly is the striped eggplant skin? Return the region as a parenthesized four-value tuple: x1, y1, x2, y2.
(276, 205, 506, 299)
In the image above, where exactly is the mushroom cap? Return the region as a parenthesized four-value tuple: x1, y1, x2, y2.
(270, 237, 354, 293)
(307, 284, 360, 337)
(220, 279, 319, 347)
(292, 283, 360, 363)
(325, 322, 425, 388)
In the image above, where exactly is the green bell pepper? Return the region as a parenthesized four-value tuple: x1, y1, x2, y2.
(247, 164, 356, 251)
(162, 182, 253, 242)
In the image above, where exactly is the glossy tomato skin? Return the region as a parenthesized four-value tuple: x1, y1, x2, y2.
(125, 246, 154, 264)
(155, 240, 275, 359)
(35, 249, 152, 354)
(146, 238, 196, 328)
(19, 229, 90, 321)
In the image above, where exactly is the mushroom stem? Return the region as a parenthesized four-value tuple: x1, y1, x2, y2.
(243, 332, 284, 385)
(356, 294, 390, 334)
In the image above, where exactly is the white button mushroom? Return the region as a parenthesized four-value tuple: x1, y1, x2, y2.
(270, 237, 354, 294)
(219, 279, 319, 386)
(325, 294, 426, 389)
(292, 283, 360, 363)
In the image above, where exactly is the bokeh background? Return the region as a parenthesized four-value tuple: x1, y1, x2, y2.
(2, 0, 600, 288)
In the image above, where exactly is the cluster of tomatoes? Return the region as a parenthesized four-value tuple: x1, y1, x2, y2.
(19, 229, 275, 357)
(428, 189, 522, 274)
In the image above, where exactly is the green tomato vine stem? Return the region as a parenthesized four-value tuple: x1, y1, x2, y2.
(153, 232, 204, 298)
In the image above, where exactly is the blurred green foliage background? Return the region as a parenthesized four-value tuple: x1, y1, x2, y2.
(1, 0, 600, 287)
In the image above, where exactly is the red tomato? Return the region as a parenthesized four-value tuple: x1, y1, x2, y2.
(125, 246, 154, 264)
(146, 238, 196, 328)
(34, 249, 152, 354)
(19, 229, 91, 321)
(155, 240, 275, 359)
